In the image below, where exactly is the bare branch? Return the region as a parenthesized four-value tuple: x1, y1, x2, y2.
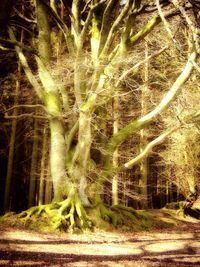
(107, 50, 197, 152)
(39, 0, 75, 55)
(72, 0, 81, 34)
(115, 45, 169, 87)
(100, 0, 134, 58)
(0, 44, 13, 51)
(192, 60, 200, 73)
(79, 0, 107, 47)
(0, 38, 38, 54)
(14, 7, 36, 24)
(171, 0, 196, 31)
(66, 120, 79, 153)
(98, 0, 115, 55)
(82, 0, 92, 14)
(124, 126, 178, 168)
(8, 27, 45, 101)
(4, 113, 48, 120)
(156, 0, 177, 43)
(129, 8, 179, 46)
(6, 104, 46, 112)
(171, 0, 200, 52)
(124, 107, 200, 168)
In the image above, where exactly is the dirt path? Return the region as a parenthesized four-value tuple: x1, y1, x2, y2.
(1, 214, 200, 266)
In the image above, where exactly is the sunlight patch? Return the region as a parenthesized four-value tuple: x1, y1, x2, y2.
(145, 241, 186, 253)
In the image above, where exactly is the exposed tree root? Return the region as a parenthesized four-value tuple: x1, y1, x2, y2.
(2, 195, 151, 232)
(16, 192, 93, 232)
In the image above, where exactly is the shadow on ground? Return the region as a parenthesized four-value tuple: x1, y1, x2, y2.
(0, 232, 200, 267)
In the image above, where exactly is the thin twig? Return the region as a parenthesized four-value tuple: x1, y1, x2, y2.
(0, 38, 37, 55)
(4, 113, 48, 120)
(156, 0, 177, 43)
(14, 8, 36, 24)
(115, 45, 168, 87)
(6, 104, 46, 112)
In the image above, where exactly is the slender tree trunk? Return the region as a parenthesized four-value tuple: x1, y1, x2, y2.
(45, 161, 52, 204)
(3, 62, 21, 212)
(39, 124, 48, 205)
(112, 93, 119, 206)
(139, 41, 149, 208)
(28, 116, 39, 207)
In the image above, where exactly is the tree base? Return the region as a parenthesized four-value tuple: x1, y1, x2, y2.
(1, 199, 152, 233)
(17, 193, 94, 232)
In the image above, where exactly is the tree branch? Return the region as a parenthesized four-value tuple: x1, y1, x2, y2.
(8, 27, 45, 101)
(107, 50, 197, 152)
(156, 0, 177, 44)
(0, 38, 38, 54)
(79, 0, 107, 48)
(124, 126, 178, 168)
(4, 113, 47, 120)
(98, 0, 115, 55)
(124, 108, 200, 168)
(129, 8, 179, 46)
(6, 104, 46, 112)
(72, 0, 81, 35)
(14, 7, 36, 24)
(115, 45, 169, 87)
(100, 0, 134, 58)
(171, 0, 200, 52)
(39, 0, 75, 55)
(66, 120, 79, 153)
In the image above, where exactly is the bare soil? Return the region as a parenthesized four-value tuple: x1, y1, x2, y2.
(1, 209, 200, 267)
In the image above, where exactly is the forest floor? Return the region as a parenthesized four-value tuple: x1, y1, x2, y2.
(0, 209, 200, 267)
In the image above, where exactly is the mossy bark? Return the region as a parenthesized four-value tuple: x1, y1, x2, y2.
(18, 187, 93, 231)
(39, 124, 48, 205)
(71, 111, 92, 206)
(36, 0, 51, 63)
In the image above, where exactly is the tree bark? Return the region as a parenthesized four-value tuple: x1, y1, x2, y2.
(112, 92, 119, 206)
(49, 118, 68, 201)
(28, 117, 39, 207)
(71, 111, 92, 206)
(36, 0, 51, 63)
(39, 124, 48, 205)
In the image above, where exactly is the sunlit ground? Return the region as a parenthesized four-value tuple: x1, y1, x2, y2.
(0, 210, 200, 266)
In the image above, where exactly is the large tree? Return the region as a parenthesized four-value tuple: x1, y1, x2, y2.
(1, 0, 200, 230)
